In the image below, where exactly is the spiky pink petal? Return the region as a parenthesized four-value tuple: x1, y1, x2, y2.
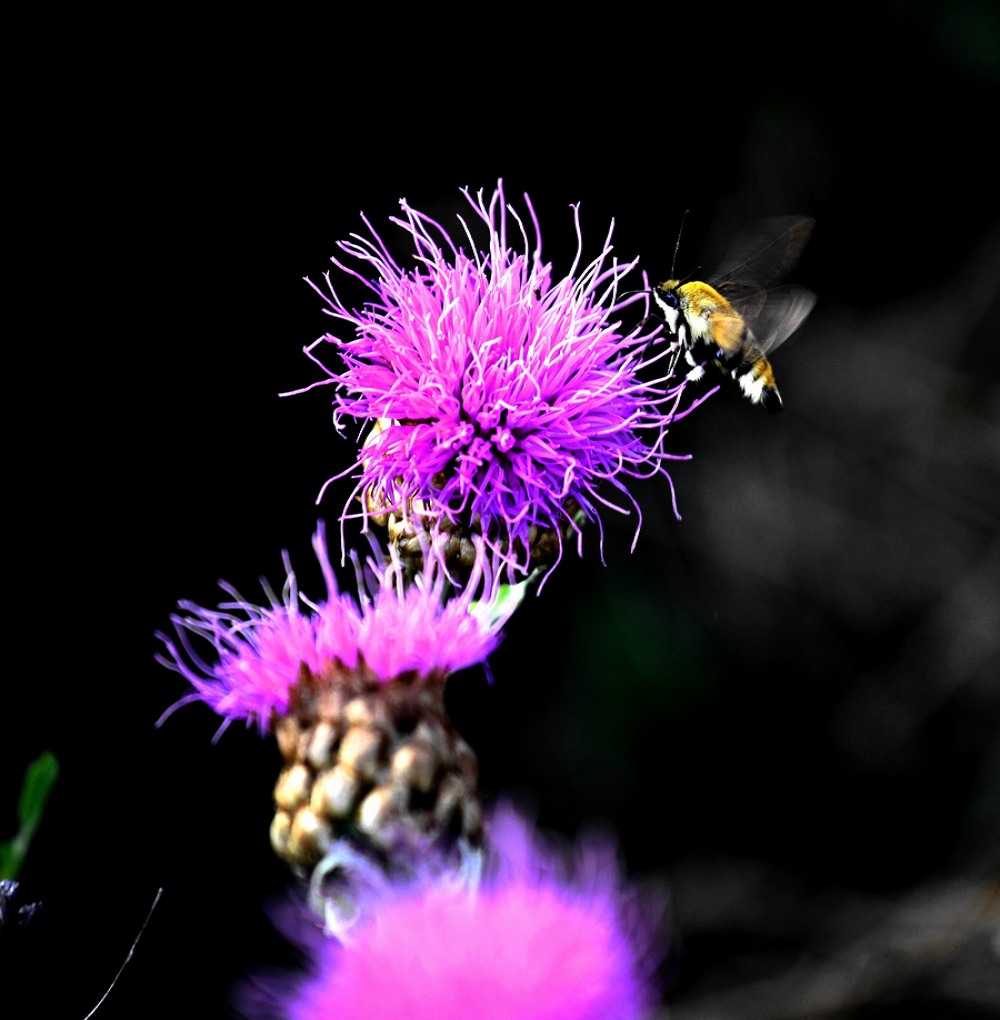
(283, 805, 662, 1020)
(293, 181, 707, 572)
(156, 524, 513, 732)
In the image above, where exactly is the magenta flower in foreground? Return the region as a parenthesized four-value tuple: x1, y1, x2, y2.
(156, 523, 514, 734)
(264, 804, 662, 1020)
(294, 181, 707, 573)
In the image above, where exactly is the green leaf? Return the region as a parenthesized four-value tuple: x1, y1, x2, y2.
(0, 751, 59, 880)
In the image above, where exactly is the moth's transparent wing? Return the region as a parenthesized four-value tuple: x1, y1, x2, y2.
(731, 285, 817, 358)
(713, 216, 815, 305)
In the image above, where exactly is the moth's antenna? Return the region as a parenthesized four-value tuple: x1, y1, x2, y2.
(83, 887, 163, 1019)
(670, 209, 690, 278)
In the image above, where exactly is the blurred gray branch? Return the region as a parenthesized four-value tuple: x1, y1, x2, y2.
(657, 859, 999, 1019)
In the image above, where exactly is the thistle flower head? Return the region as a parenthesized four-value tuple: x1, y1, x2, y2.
(156, 524, 515, 734)
(255, 803, 662, 1020)
(295, 181, 705, 575)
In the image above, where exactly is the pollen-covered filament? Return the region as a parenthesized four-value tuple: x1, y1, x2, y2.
(491, 427, 515, 454)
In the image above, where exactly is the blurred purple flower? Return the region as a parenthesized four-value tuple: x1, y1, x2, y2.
(293, 181, 706, 573)
(156, 523, 514, 734)
(255, 803, 663, 1020)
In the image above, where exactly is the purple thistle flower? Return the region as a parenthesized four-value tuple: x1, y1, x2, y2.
(257, 803, 663, 1020)
(156, 523, 515, 735)
(292, 181, 709, 575)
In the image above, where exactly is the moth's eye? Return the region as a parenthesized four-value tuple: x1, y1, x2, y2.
(662, 292, 678, 308)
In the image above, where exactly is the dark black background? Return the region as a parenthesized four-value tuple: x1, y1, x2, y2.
(5, 4, 998, 1017)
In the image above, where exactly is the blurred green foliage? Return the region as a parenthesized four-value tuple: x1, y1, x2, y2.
(0, 752, 59, 880)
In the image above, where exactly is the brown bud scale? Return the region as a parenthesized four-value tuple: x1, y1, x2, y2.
(269, 660, 482, 871)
